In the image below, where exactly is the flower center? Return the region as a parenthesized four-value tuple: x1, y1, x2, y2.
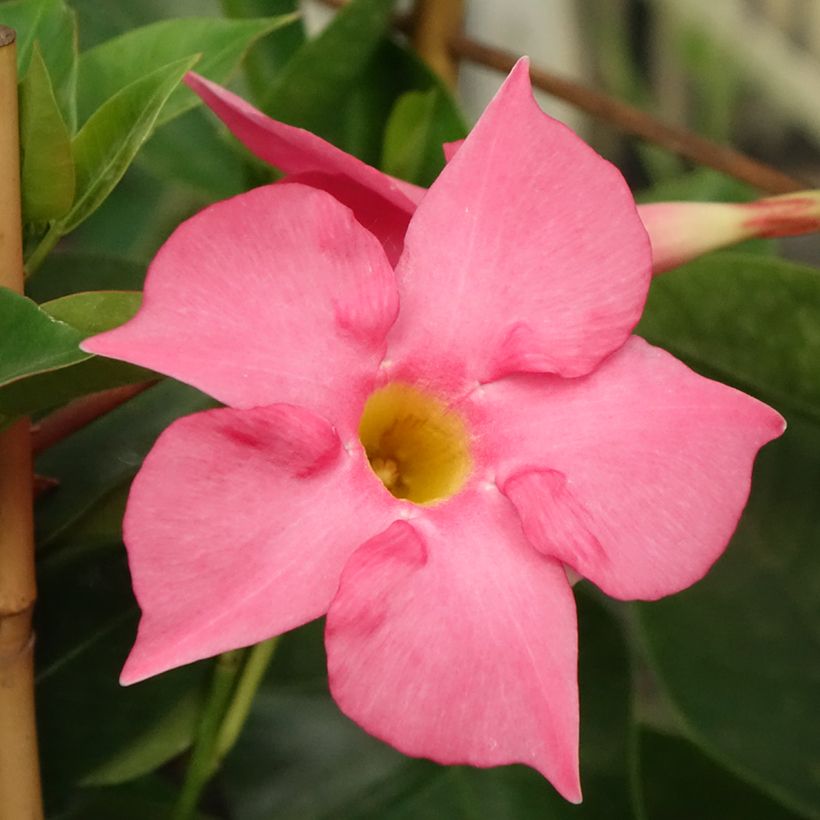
(358, 383, 472, 505)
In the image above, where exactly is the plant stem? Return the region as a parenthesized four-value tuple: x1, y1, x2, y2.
(172, 650, 245, 820)
(24, 221, 61, 277)
(212, 636, 278, 769)
(0, 25, 44, 820)
(172, 638, 278, 819)
(31, 381, 156, 455)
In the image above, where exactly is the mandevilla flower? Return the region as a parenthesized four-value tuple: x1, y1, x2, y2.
(83, 59, 784, 802)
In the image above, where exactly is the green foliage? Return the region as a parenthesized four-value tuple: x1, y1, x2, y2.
(2, 1, 816, 818)
(262, 0, 396, 146)
(0, 290, 146, 424)
(36, 545, 211, 811)
(0, 287, 85, 389)
(19, 42, 74, 221)
(62, 55, 198, 232)
(25, 251, 146, 302)
(0, 0, 78, 128)
(637, 253, 820, 421)
(638, 730, 803, 820)
(35, 379, 216, 545)
(382, 85, 466, 186)
(637, 417, 820, 818)
(220, 0, 305, 96)
(76, 14, 298, 126)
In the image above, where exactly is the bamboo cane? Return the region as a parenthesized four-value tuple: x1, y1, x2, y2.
(412, 0, 464, 89)
(0, 25, 44, 820)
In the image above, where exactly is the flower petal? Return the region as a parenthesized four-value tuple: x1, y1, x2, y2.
(325, 488, 581, 801)
(82, 184, 398, 430)
(464, 336, 785, 600)
(279, 171, 411, 266)
(385, 58, 651, 392)
(120, 403, 398, 684)
(186, 72, 423, 263)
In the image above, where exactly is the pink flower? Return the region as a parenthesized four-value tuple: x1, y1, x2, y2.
(82, 59, 783, 803)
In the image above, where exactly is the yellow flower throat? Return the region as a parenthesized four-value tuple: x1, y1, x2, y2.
(358, 383, 472, 505)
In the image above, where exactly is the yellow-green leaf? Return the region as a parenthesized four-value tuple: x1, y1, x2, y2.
(19, 41, 74, 221)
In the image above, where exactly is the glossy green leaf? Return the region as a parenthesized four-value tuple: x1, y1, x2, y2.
(382, 86, 466, 187)
(19, 42, 74, 221)
(263, 0, 396, 146)
(61, 55, 199, 233)
(339, 36, 467, 169)
(638, 729, 803, 820)
(0, 290, 147, 423)
(35, 379, 216, 546)
(0, 0, 77, 129)
(25, 251, 146, 302)
(637, 253, 820, 420)
(637, 417, 820, 819)
(220, 0, 305, 98)
(43, 289, 141, 334)
(36, 544, 209, 812)
(0, 287, 85, 388)
(222, 591, 633, 819)
(77, 14, 298, 127)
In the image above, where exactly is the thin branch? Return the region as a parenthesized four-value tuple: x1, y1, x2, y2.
(449, 35, 806, 195)
(31, 381, 156, 456)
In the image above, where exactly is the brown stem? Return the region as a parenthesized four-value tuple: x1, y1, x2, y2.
(412, 0, 464, 89)
(449, 35, 805, 195)
(316, 0, 806, 194)
(31, 381, 156, 455)
(0, 25, 44, 820)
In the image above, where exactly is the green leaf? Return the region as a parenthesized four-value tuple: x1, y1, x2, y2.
(77, 14, 298, 127)
(638, 729, 804, 820)
(19, 42, 74, 221)
(35, 379, 216, 546)
(382, 86, 466, 187)
(263, 0, 396, 145)
(637, 417, 820, 819)
(36, 544, 210, 811)
(25, 251, 146, 302)
(0, 286, 86, 388)
(339, 37, 467, 169)
(61, 55, 199, 233)
(637, 253, 820, 420)
(43, 289, 141, 334)
(0, 290, 148, 423)
(222, 591, 633, 819)
(220, 0, 305, 98)
(0, 0, 77, 129)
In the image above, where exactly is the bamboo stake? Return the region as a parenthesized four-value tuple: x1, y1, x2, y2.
(412, 0, 464, 89)
(0, 25, 44, 820)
